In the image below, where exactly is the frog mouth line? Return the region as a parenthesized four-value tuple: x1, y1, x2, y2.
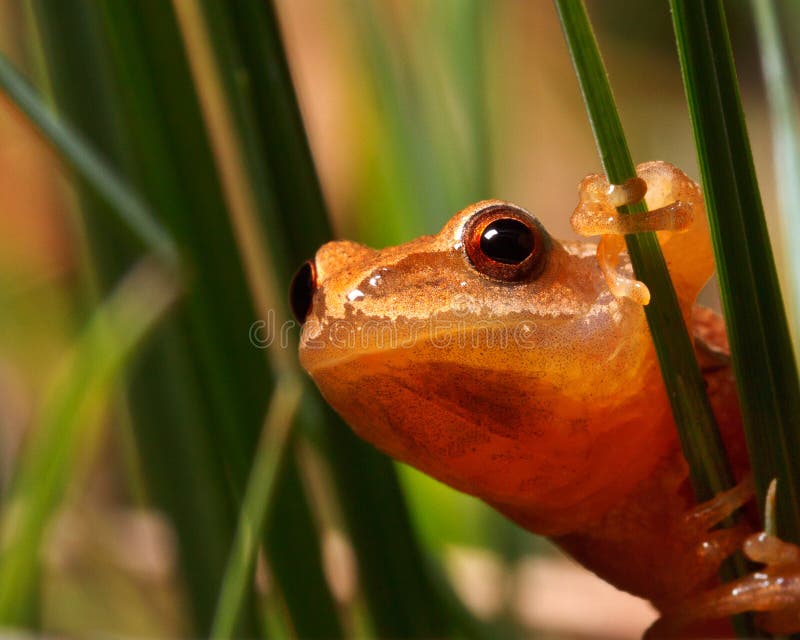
(299, 318, 550, 373)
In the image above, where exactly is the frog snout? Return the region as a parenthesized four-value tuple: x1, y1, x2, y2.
(290, 241, 378, 324)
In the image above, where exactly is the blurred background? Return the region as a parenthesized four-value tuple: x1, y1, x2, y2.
(0, 0, 796, 638)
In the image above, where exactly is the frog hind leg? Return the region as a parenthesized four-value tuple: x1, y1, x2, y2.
(571, 161, 714, 310)
(648, 481, 800, 637)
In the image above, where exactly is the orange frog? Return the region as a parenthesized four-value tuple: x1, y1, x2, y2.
(290, 161, 800, 636)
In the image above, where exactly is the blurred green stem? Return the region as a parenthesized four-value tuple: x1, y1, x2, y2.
(172, 0, 290, 374)
(173, 2, 346, 636)
(751, 0, 800, 359)
(0, 259, 179, 624)
(0, 53, 177, 266)
(211, 374, 303, 639)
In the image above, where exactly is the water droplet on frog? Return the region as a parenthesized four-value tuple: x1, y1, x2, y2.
(347, 289, 365, 302)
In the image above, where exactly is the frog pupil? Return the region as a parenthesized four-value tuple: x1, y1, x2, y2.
(479, 218, 534, 264)
(289, 261, 315, 324)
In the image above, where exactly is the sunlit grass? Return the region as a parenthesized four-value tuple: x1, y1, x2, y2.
(671, 0, 800, 544)
(555, 0, 735, 505)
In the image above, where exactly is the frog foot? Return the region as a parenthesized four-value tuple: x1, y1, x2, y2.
(596, 233, 652, 305)
(647, 480, 800, 637)
(571, 167, 693, 306)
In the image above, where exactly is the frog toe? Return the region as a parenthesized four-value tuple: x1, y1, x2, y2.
(571, 163, 696, 305)
(648, 552, 800, 637)
(596, 234, 650, 304)
(650, 479, 800, 636)
(570, 169, 693, 238)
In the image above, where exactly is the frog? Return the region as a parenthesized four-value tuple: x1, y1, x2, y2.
(290, 161, 800, 636)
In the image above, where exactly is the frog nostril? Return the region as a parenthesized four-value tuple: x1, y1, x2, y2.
(289, 260, 317, 324)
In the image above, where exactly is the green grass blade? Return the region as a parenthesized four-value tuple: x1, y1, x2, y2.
(751, 0, 800, 357)
(347, 1, 494, 244)
(433, 0, 492, 199)
(224, 0, 335, 258)
(554, 0, 734, 502)
(27, 0, 151, 511)
(349, 0, 445, 238)
(0, 259, 179, 624)
(23, 5, 250, 632)
(30, 2, 301, 632)
(0, 53, 177, 265)
(211, 374, 302, 640)
(670, 0, 800, 541)
(20, 0, 351, 635)
(172, 1, 344, 635)
(171, 0, 291, 374)
(97, 2, 345, 634)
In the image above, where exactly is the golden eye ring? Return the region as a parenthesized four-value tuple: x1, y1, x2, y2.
(464, 204, 549, 281)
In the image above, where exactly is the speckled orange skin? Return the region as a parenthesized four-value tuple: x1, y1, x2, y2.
(298, 163, 754, 628)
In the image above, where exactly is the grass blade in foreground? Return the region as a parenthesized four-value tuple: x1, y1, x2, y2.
(172, 1, 342, 634)
(25, 4, 249, 633)
(0, 260, 179, 624)
(751, 0, 800, 356)
(210, 374, 303, 639)
(554, 0, 734, 503)
(670, 0, 800, 541)
(98, 1, 327, 631)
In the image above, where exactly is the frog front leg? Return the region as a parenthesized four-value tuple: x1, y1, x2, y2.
(571, 161, 714, 309)
(649, 480, 800, 637)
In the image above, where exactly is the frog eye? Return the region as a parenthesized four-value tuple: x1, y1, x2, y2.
(464, 204, 549, 281)
(289, 260, 317, 324)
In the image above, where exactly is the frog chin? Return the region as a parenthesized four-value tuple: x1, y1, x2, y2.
(306, 346, 676, 536)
